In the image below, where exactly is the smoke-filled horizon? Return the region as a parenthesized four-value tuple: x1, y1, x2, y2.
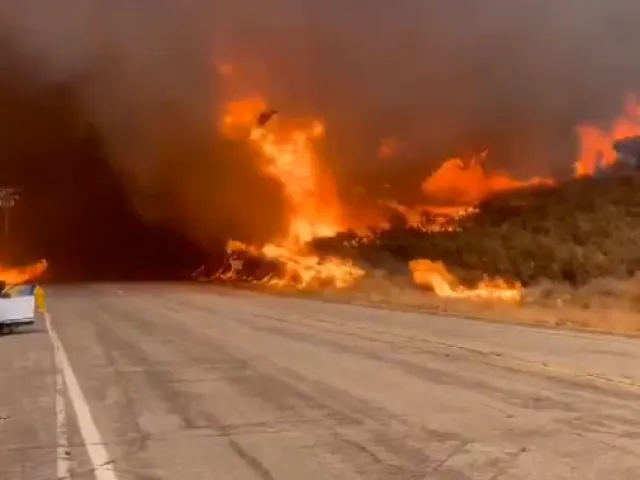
(0, 0, 639, 266)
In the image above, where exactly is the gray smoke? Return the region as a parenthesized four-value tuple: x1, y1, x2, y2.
(1, 0, 640, 245)
(212, 0, 640, 178)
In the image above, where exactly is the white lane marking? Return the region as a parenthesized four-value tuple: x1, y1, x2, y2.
(45, 313, 119, 480)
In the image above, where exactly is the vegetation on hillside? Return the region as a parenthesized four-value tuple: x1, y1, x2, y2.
(313, 173, 640, 287)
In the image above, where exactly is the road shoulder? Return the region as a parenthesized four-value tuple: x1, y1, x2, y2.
(0, 322, 57, 480)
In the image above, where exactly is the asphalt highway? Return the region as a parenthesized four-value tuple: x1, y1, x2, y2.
(2, 283, 640, 479)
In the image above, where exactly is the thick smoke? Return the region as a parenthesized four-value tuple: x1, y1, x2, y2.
(1, 0, 640, 267)
(0, 0, 286, 250)
(212, 0, 640, 179)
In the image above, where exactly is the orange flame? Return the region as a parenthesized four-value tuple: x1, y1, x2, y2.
(261, 244, 364, 289)
(409, 259, 522, 302)
(381, 200, 478, 232)
(215, 80, 640, 300)
(421, 151, 553, 206)
(574, 95, 640, 176)
(214, 239, 364, 290)
(249, 118, 343, 246)
(0, 259, 48, 285)
(218, 96, 362, 289)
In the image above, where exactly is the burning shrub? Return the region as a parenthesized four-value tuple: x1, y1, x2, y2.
(314, 173, 640, 288)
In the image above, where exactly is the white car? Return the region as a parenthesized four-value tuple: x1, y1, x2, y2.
(0, 284, 39, 335)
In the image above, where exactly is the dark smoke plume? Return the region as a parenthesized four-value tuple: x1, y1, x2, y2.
(1, 1, 640, 277)
(0, 0, 287, 278)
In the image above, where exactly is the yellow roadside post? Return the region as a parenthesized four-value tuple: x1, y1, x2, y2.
(35, 285, 46, 314)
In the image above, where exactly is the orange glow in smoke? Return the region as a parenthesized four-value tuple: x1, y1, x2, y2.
(0, 259, 48, 285)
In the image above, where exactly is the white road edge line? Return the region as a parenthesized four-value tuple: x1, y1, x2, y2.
(53, 342, 70, 480)
(45, 313, 119, 480)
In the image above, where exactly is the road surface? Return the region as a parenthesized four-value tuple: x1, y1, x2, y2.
(2, 284, 640, 479)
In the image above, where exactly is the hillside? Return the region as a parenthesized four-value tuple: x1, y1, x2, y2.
(313, 173, 640, 287)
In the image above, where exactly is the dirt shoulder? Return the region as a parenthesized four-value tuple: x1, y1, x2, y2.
(316, 285, 640, 337)
(232, 274, 640, 337)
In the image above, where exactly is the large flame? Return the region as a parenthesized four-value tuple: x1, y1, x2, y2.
(250, 117, 343, 246)
(574, 95, 640, 176)
(218, 95, 364, 289)
(381, 200, 479, 232)
(0, 259, 48, 285)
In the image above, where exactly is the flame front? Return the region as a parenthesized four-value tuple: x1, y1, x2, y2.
(250, 118, 343, 246)
(214, 95, 542, 297)
(219, 96, 364, 289)
(409, 259, 522, 302)
(209, 78, 640, 302)
(421, 151, 553, 206)
(0, 259, 48, 285)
